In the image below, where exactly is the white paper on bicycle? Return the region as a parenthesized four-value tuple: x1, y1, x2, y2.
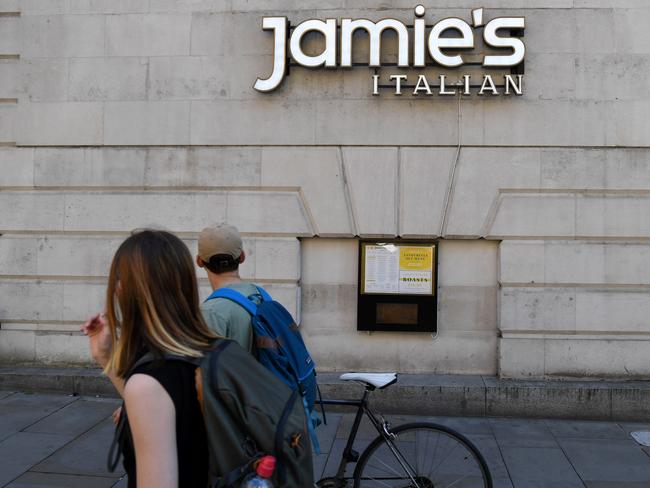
(631, 431, 650, 447)
(340, 372, 397, 389)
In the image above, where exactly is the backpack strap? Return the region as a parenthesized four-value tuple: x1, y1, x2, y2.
(254, 285, 273, 302)
(206, 288, 260, 316)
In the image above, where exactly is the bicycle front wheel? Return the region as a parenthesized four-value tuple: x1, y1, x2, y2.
(353, 422, 492, 488)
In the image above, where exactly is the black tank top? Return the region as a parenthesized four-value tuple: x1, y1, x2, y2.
(121, 359, 208, 487)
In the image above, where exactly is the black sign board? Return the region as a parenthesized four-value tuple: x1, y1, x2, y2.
(357, 240, 438, 332)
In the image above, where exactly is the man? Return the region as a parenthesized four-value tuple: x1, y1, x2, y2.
(197, 223, 258, 352)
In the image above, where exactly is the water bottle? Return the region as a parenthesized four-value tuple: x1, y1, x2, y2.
(242, 455, 276, 487)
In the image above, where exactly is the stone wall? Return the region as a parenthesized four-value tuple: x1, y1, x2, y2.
(0, 1, 649, 377)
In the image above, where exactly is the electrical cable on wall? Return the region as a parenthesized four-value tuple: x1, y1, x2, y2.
(438, 90, 463, 238)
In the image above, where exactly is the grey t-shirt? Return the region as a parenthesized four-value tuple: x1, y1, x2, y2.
(201, 282, 261, 353)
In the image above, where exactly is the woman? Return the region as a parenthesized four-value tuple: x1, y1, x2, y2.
(82, 230, 219, 488)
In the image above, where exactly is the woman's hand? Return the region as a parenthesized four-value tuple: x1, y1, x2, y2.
(81, 313, 112, 368)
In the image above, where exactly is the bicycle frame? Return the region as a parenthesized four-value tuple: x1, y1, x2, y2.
(319, 387, 418, 483)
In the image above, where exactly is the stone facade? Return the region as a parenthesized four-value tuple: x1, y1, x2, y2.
(0, 1, 649, 378)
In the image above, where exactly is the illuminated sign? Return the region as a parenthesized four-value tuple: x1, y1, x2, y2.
(254, 5, 525, 96)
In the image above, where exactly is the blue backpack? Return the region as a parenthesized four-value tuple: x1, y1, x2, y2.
(206, 285, 322, 453)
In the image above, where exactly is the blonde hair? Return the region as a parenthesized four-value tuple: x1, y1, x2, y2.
(105, 230, 218, 377)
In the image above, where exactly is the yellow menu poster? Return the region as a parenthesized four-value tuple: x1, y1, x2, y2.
(398, 246, 434, 294)
(363, 243, 435, 295)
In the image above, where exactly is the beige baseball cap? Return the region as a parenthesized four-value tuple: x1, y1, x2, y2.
(198, 224, 243, 262)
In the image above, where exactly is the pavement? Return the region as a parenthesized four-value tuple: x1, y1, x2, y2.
(2, 390, 650, 487)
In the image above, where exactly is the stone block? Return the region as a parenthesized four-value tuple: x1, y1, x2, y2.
(147, 56, 228, 100)
(613, 100, 650, 147)
(0, 280, 66, 322)
(544, 338, 650, 377)
(69, 58, 148, 101)
(261, 147, 352, 236)
(615, 8, 650, 54)
(34, 148, 147, 187)
(576, 194, 650, 238)
(189, 11, 232, 56)
(501, 240, 650, 285)
(499, 338, 542, 378)
(314, 98, 459, 146)
(34, 332, 92, 364)
(489, 193, 576, 238)
(149, 0, 233, 13)
(0, 0, 19, 10)
(0, 192, 64, 231)
(226, 191, 312, 235)
(63, 191, 226, 232)
(148, 147, 262, 187)
(16, 102, 103, 146)
(499, 241, 545, 284)
(0, 103, 14, 142)
(575, 54, 650, 101)
(399, 148, 453, 238)
(190, 99, 316, 145)
(0, 16, 19, 54)
(500, 287, 576, 333)
(19, 0, 66, 14)
(444, 148, 541, 237)
(0, 235, 37, 275)
(439, 240, 498, 287)
(576, 0, 648, 6)
(611, 387, 650, 422)
(0, 235, 297, 281)
(518, 53, 576, 101)
(540, 148, 606, 189)
(22, 15, 105, 58)
(486, 379, 611, 420)
(0, 330, 35, 363)
(104, 101, 190, 145)
(253, 238, 300, 282)
(301, 238, 358, 285)
(438, 286, 498, 331)
(575, 289, 650, 333)
(341, 147, 397, 237)
(18, 59, 68, 102)
(0, 148, 33, 186)
(0, 60, 19, 99)
(482, 99, 610, 147)
(67, 0, 149, 14)
(106, 13, 191, 56)
(36, 236, 119, 277)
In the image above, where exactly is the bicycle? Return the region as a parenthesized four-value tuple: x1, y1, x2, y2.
(316, 372, 493, 488)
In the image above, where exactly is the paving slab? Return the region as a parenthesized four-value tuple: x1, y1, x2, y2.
(316, 413, 342, 454)
(5, 472, 116, 488)
(0, 393, 78, 442)
(25, 398, 118, 438)
(426, 416, 493, 436)
(489, 418, 558, 448)
(465, 434, 511, 481)
(0, 432, 72, 486)
(546, 419, 629, 439)
(500, 446, 584, 488)
(559, 437, 650, 484)
(619, 422, 650, 435)
(30, 419, 124, 479)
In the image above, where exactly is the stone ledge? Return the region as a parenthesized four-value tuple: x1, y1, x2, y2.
(2, 367, 649, 421)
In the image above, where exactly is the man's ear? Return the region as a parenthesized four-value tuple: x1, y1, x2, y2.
(239, 251, 246, 265)
(196, 255, 205, 268)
